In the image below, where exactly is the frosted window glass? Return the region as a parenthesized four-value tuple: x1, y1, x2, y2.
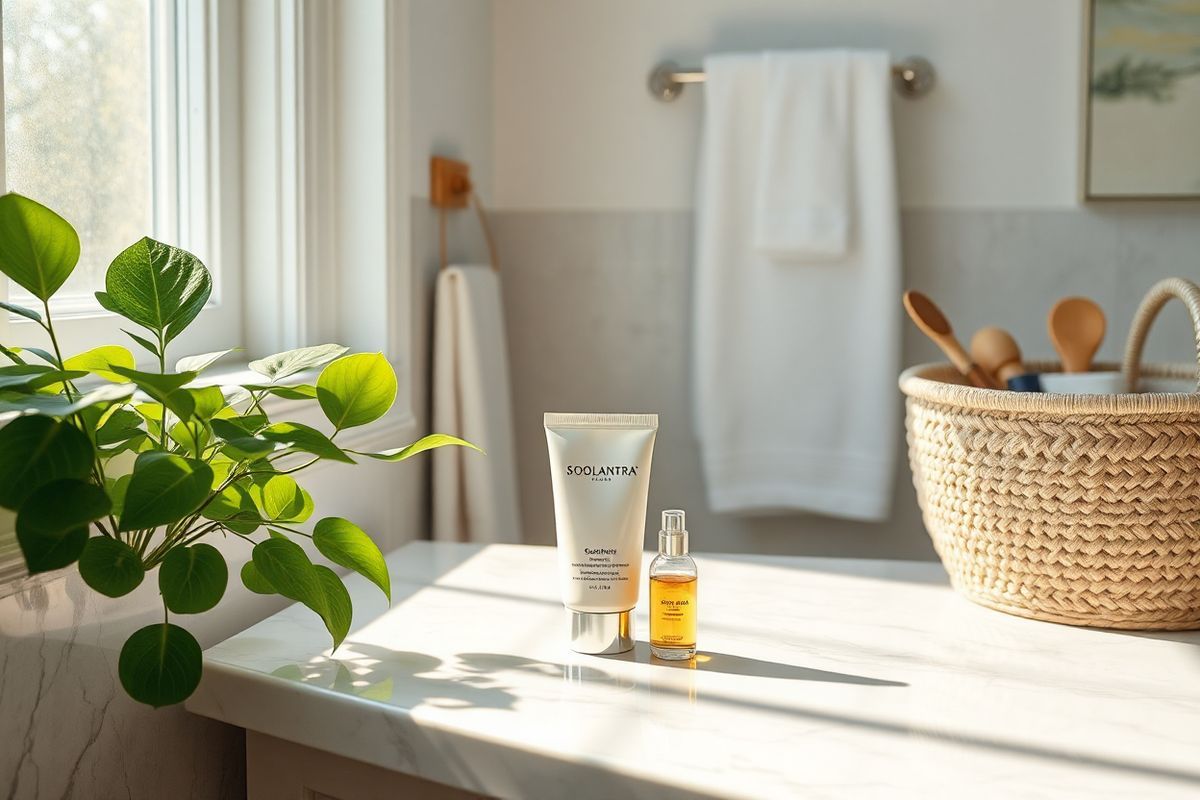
(2, 0, 153, 303)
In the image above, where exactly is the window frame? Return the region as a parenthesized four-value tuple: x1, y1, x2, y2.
(0, 0, 418, 592)
(0, 0, 243, 363)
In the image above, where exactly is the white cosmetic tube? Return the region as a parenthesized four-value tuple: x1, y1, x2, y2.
(545, 413, 658, 654)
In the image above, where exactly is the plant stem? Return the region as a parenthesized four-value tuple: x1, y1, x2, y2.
(142, 519, 225, 568)
(38, 299, 67, 376)
(269, 524, 311, 538)
(157, 330, 170, 449)
(41, 300, 120, 526)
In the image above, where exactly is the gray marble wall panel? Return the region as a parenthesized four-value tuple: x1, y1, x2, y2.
(490, 206, 1200, 559)
(0, 575, 248, 799)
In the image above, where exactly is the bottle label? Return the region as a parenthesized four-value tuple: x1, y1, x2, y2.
(649, 575, 697, 648)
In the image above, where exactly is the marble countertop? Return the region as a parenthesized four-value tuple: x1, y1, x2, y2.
(186, 542, 1200, 799)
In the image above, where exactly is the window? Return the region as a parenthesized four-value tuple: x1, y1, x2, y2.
(0, 0, 240, 357)
(3, 0, 153, 308)
(0, 1, 413, 589)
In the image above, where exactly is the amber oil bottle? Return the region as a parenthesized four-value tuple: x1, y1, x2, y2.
(649, 509, 697, 660)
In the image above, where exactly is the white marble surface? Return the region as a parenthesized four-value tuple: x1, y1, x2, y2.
(186, 542, 1200, 799)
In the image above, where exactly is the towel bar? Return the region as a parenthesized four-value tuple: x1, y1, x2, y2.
(647, 56, 935, 102)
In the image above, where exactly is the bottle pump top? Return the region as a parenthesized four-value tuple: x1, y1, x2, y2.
(659, 509, 688, 556)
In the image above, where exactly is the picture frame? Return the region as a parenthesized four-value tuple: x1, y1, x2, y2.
(1081, 0, 1200, 200)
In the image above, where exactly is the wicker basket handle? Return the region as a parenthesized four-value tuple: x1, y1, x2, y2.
(1122, 277, 1200, 393)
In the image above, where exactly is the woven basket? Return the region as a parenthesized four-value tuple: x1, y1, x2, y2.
(900, 278, 1200, 630)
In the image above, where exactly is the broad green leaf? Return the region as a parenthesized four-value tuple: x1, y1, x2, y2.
(220, 386, 252, 407)
(3, 346, 58, 367)
(215, 414, 266, 435)
(249, 344, 347, 383)
(133, 402, 163, 438)
(240, 560, 276, 595)
(244, 457, 278, 478)
(107, 474, 131, 516)
(210, 417, 255, 441)
(0, 364, 49, 378)
(0, 300, 42, 323)
(110, 366, 198, 421)
(0, 383, 136, 422)
(100, 435, 150, 458)
(0, 417, 94, 508)
(254, 386, 319, 402)
(118, 623, 202, 708)
(0, 365, 84, 391)
(121, 329, 160, 358)
(0, 193, 80, 300)
(252, 474, 312, 523)
(260, 422, 355, 464)
(169, 420, 208, 458)
(28, 370, 89, 391)
(175, 348, 239, 374)
(316, 353, 396, 430)
(100, 237, 212, 344)
(312, 565, 352, 647)
(62, 346, 136, 383)
(160, 543, 227, 613)
(78, 536, 144, 597)
(15, 479, 110, 573)
(350, 433, 481, 462)
(96, 409, 144, 446)
(251, 537, 326, 610)
(313, 517, 390, 601)
(22, 347, 60, 366)
(251, 537, 352, 648)
(16, 347, 60, 369)
(202, 483, 261, 534)
(188, 386, 226, 420)
(118, 452, 214, 532)
(0, 345, 26, 365)
(208, 455, 235, 486)
(108, 366, 196, 395)
(210, 418, 281, 461)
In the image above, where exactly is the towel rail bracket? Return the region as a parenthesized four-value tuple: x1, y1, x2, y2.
(647, 56, 936, 102)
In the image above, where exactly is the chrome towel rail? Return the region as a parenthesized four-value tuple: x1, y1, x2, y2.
(647, 56, 936, 102)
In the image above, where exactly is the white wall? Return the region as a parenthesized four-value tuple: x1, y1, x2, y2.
(493, 0, 1083, 210)
(484, 0, 1200, 562)
(410, 0, 494, 200)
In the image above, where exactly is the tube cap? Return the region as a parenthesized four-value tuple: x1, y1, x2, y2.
(568, 610, 634, 654)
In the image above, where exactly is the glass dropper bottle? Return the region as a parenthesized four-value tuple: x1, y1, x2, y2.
(648, 509, 697, 660)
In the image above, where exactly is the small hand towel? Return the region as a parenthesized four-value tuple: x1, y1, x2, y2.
(693, 50, 900, 521)
(432, 265, 523, 543)
(754, 50, 851, 261)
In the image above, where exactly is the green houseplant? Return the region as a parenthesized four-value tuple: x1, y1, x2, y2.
(0, 193, 477, 707)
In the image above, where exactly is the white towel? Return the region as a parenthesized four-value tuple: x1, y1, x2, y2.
(693, 51, 900, 521)
(432, 265, 523, 543)
(755, 50, 851, 261)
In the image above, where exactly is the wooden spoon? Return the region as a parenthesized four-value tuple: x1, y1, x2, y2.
(970, 326, 1042, 390)
(903, 291, 1002, 389)
(1048, 297, 1105, 373)
(970, 326, 1026, 383)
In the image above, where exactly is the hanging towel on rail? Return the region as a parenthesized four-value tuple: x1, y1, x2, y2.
(693, 50, 900, 521)
(433, 265, 523, 543)
(755, 50, 851, 261)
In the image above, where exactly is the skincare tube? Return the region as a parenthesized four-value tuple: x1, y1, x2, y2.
(545, 413, 658, 654)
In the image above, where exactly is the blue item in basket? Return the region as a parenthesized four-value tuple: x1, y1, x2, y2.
(1006, 373, 1043, 392)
